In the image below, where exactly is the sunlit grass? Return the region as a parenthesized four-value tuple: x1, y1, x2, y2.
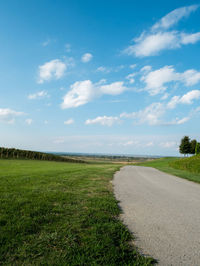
(0, 159, 153, 265)
(137, 157, 200, 184)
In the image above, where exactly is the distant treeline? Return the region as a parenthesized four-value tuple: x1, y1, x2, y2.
(0, 147, 85, 163)
(57, 153, 160, 160)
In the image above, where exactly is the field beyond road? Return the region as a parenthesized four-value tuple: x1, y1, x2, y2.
(137, 157, 200, 184)
(0, 159, 153, 265)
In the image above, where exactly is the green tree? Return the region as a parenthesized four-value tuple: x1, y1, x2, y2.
(195, 142, 200, 155)
(190, 139, 197, 154)
(179, 136, 191, 156)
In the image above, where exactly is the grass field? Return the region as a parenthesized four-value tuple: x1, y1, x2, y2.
(0, 159, 153, 265)
(138, 157, 200, 184)
(169, 155, 200, 174)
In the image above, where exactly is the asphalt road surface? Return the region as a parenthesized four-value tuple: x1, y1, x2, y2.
(113, 166, 200, 266)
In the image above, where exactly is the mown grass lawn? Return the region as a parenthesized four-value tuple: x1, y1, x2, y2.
(0, 159, 153, 265)
(138, 157, 200, 184)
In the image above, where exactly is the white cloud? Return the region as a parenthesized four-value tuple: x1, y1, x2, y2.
(96, 65, 124, 73)
(167, 90, 200, 109)
(181, 32, 200, 44)
(96, 66, 109, 73)
(120, 101, 191, 126)
(61, 80, 96, 109)
(176, 117, 190, 124)
(125, 31, 180, 57)
(121, 102, 165, 126)
(162, 116, 190, 125)
(0, 108, 24, 124)
(28, 90, 49, 100)
(152, 5, 199, 30)
(141, 66, 200, 95)
(181, 69, 200, 86)
(161, 93, 169, 100)
(130, 64, 137, 69)
(42, 39, 51, 47)
(122, 140, 139, 146)
(160, 141, 177, 148)
(123, 5, 200, 57)
(141, 65, 176, 95)
(64, 118, 74, 125)
(140, 65, 152, 73)
(100, 81, 127, 95)
(38, 59, 66, 83)
(25, 118, 33, 125)
(61, 80, 127, 109)
(81, 53, 93, 63)
(85, 116, 121, 126)
(126, 73, 135, 84)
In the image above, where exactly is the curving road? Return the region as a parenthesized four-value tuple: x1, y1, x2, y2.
(113, 166, 200, 266)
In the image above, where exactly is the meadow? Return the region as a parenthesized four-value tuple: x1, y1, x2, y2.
(138, 156, 200, 184)
(0, 159, 153, 265)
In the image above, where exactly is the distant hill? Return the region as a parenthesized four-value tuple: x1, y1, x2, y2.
(0, 147, 85, 163)
(170, 155, 200, 174)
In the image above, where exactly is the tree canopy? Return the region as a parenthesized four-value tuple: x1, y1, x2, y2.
(179, 136, 200, 156)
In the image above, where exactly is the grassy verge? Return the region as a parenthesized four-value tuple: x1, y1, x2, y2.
(0, 159, 153, 265)
(170, 155, 200, 174)
(137, 157, 200, 184)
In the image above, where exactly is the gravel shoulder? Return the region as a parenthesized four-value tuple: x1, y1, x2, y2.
(113, 166, 200, 266)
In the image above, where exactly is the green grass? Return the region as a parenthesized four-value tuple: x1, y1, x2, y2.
(137, 157, 200, 184)
(0, 159, 153, 265)
(170, 155, 200, 174)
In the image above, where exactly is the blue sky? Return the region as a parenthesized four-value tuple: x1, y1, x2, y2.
(1, 0, 200, 156)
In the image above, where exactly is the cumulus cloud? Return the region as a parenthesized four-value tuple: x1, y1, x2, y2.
(61, 80, 96, 109)
(81, 53, 93, 63)
(28, 90, 49, 100)
(38, 59, 66, 83)
(61, 80, 128, 109)
(181, 69, 200, 86)
(64, 118, 74, 125)
(0, 108, 24, 124)
(141, 65, 176, 95)
(85, 116, 121, 126)
(167, 90, 200, 109)
(123, 5, 200, 57)
(141, 66, 200, 95)
(100, 82, 127, 95)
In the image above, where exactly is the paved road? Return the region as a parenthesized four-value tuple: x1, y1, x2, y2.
(113, 166, 200, 266)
